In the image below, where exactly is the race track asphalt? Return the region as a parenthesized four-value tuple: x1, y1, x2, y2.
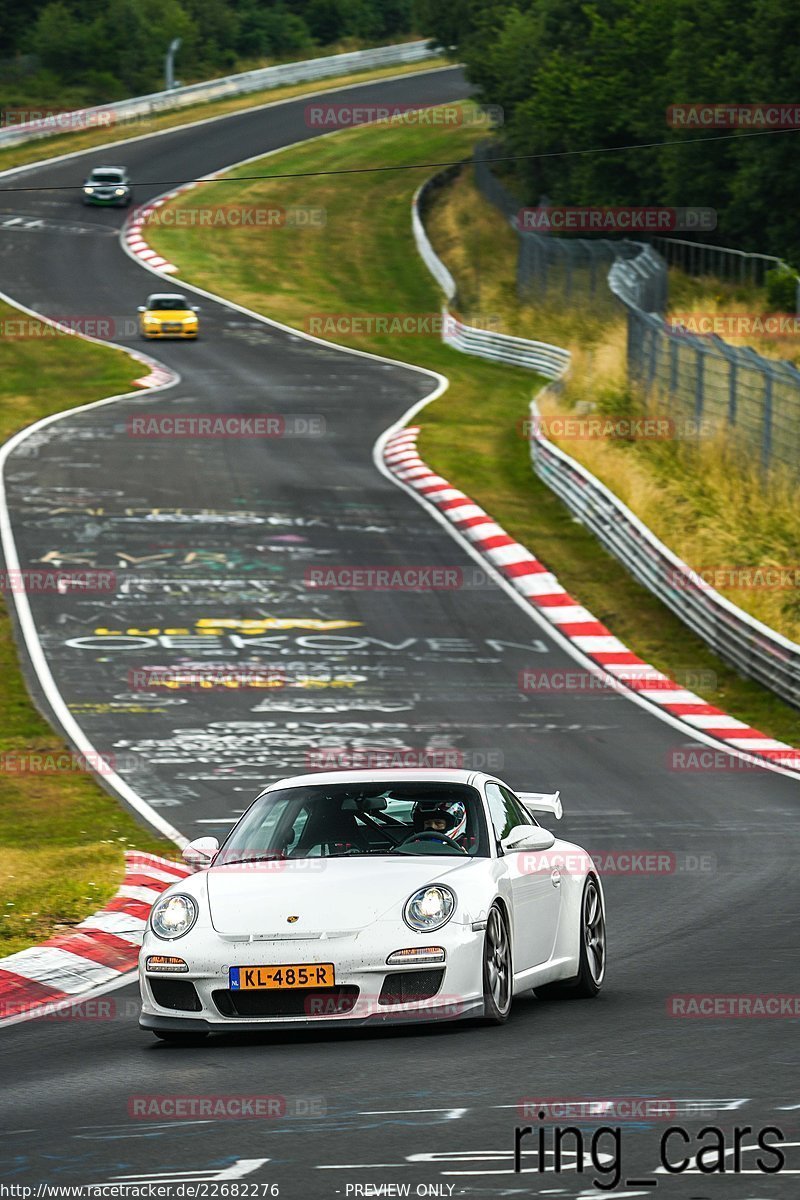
(0, 66, 797, 1196)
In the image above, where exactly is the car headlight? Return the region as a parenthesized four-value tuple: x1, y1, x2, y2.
(150, 893, 198, 940)
(84, 186, 94, 193)
(115, 188, 125, 196)
(403, 885, 456, 933)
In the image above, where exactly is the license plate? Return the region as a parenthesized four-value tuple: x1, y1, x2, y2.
(229, 963, 335, 990)
(162, 323, 181, 332)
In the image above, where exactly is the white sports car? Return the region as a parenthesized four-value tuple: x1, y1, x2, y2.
(138, 769, 606, 1040)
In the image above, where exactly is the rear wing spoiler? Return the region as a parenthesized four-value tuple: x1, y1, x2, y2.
(518, 791, 562, 821)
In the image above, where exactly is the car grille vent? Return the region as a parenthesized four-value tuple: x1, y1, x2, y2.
(150, 979, 202, 1012)
(379, 969, 445, 1006)
(212, 986, 359, 1018)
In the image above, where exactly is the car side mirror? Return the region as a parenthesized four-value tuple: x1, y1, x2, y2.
(191, 305, 200, 312)
(137, 305, 146, 312)
(182, 836, 219, 866)
(502, 824, 555, 852)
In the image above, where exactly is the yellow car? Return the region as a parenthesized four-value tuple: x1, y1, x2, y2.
(138, 292, 199, 339)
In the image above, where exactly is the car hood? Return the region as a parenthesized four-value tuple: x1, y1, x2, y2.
(147, 309, 194, 319)
(206, 856, 474, 937)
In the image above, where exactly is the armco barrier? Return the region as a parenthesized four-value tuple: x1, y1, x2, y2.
(412, 170, 800, 710)
(443, 312, 571, 376)
(529, 404, 800, 709)
(412, 176, 570, 380)
(0, 41, 438, 150)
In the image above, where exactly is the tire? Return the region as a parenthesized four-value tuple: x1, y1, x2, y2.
(152, 1029, 208, 1043)
(535, 874, 606, 1000)
(482, 904, 513, 1023)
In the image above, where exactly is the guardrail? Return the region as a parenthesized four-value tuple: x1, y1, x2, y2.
(412, 176, 570, 380)
(651, 235, 799, 299)
(607, 244, 668, 313)
(412, 169, 800, 710)
(0, 41, 439, 149)
(473, 147, 800, 482)
(528, 402, 800, 709)
(443, 312, 570, 377)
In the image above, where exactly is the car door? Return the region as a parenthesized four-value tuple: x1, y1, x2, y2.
(485, 782, 562, 973)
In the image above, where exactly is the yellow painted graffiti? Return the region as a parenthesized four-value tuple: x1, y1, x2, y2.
(92, 617, 363, 636)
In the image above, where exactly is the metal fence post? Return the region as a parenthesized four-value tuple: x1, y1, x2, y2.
(762, 369, 773, 470)
(669, 335, 679, 396)
(694, 345, 704, 425)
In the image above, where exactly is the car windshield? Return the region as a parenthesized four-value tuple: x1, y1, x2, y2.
(90, 171, 123, 183)
(148, 295, 188, 310)
(216, 782, 490, 861)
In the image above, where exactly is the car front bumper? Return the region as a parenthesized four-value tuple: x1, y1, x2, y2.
(84, 194, 129, 205)
(141, 326, 198, 339)
(138, 923, 485, 1032)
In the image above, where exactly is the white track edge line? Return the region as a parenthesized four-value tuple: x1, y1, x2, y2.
(0, 82, 470, 1032)
(0, 64, 461, 183)
(0, 970, 138, 1031)
(118, 117, 800, 783)
(0, 289, 187, 846)
(0, 83, 796, 1035)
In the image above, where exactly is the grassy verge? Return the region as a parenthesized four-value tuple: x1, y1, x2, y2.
(0, 58, 453, 960)
(666, 270, 800, 365)
(145, 107, 800, 744)
(0, 306, 169, 955)
(426, 168, 800, 645)
(0, 57, 448, 176)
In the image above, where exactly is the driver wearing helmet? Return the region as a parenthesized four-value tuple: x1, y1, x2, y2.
(412, 801, 468, 848)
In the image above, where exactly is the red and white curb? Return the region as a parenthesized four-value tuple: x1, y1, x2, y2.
(383, 426, 800, 771)
(124, 193, 183, 274)
(0, 852, 189, 1021)
(124, 175, 225, 277)
(122, 200, 185, 386)
(132, 359, 176, 389)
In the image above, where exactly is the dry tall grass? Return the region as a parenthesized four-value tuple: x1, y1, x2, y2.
(426, 169, 800, 643)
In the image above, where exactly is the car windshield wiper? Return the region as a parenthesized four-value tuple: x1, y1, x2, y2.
(217, 854, 285, 866)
